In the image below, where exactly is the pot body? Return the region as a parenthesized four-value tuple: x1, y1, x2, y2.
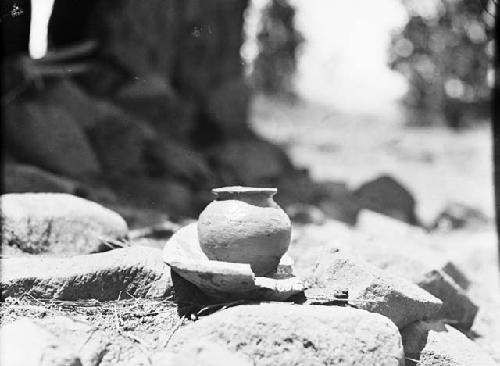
(198, 187, 291, 276)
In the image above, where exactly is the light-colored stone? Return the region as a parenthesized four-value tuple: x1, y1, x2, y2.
(311, 216, 478, 329)
(169, 303, 404, 366)
(1, 246, 172, 300)
(0, 318, 82, 366)
(401, 320, 498, 366)
(153, 341, 252, 366)
(349, 214, 477, 329)
(1, 193, 128, 255)
(312, 251, 442, 328)
(40, 317, 109, 366)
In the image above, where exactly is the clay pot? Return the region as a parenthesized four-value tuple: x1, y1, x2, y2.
(197, 186, 291, 276)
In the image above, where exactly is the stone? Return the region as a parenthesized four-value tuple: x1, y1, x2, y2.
(153, 341, 252, 366)
(1, 246, 172, 300)
(40, 317, 109, 366)
(1, 193, 128, 255)
(4, 101, 101, 178)
(114, 75, 197, 138)
(311, 251, 442, 328)
(0, 318, 82, 366)
(114, 178, 195, 217)
(211, 138, 293, 185)
(3, 163, 85, 196)
(430, 202, 490, 231)
(206, 77, 250, 131)
(87, 102, 154, 177)
(43, 79, 103, 129)
(143, 139, 214, 187)
(344, 214, 478, 330)
(315, 180, 360, 224)
(354, 175, 418, 225)
(401, 320, 498, 366)
(169, 303, 404, 366)
(417, 270, 478, 330)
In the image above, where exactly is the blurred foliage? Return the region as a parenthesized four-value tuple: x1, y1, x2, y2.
(389, 0, 494, 128)
(252, 0, 303, 98)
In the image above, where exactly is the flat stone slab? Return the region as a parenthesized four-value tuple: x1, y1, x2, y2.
(1, 246, 172, 300)
(401, 320, 498, 366)
(163, 223, 303, 301)
(169, 303, 404, 366)
(312, 251, 442, 328)
(1, 193, 128, 255)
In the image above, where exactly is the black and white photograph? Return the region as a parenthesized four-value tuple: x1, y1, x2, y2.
(1, 0, 498, 365)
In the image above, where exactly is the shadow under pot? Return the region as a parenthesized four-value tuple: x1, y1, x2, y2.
(197, 186, 291, 276)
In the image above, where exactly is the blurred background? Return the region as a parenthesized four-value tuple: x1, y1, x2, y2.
(1, 0, 494, 228)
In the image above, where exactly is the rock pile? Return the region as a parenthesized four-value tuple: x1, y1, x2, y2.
(1, 191, 497, 365)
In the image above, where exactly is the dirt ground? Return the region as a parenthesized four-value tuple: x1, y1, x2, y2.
(252, 95, 500, 363)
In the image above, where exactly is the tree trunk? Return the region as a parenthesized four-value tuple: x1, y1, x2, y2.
(494, 1, 499, 272)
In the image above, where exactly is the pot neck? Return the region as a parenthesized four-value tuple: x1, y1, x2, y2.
(212, 187, 278, 207)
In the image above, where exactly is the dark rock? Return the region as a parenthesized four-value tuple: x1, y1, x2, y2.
(354, 175, 419, 225)
(42, 79, 103, 129)
(1, 193, 128, 255)
(114, 178, 194, 217)
(311, 251, 442, 328)
(143, 138, 214, 188)
(114, 75, 197, 139)
(4, 101, 101, 178)
(87, 102, 154, 177)
(315, 181, 360, 224)
(206, 77, 250, 132)
(1, 246, 172, 300)
(210, 138, 293, 185)
(3, 163, 85, 195)
(401, 320, 497, 366)
(169, 303, 404, 366)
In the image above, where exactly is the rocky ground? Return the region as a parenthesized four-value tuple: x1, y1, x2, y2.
(1, 96, 499, 366)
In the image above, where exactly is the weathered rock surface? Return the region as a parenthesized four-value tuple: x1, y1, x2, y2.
(312, 251, 442, 328)
(40, 316, 109, 366)
(0, 318, 82, 366)
(1, 193, 128, 255)
(169, 303, 404, 366)
(351, 212, 478, 329)
(401, 320, 498, 366)
(1, 246, 172, 300)
(354, 175, 418, 225)
(4, 101, 101, 178)
(153, 341, 252, 366)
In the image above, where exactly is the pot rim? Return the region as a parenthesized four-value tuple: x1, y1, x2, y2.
(212, 186, 277, 197)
